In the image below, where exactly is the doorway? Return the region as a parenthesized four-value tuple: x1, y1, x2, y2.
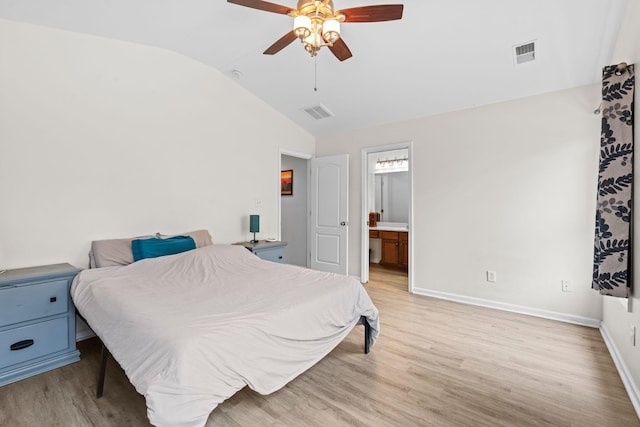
(361, 143, 413, 292)
(279, 150, 350, 275)
(279, 150, 311, 267)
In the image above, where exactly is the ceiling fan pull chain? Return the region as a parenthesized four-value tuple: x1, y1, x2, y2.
(314, 55, 318, 92)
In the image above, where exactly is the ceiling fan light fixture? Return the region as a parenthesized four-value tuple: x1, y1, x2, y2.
(305, 44, 320, 56)
(228, 0, 404, 61)
(304, 32, 321, 56)
(293, 15, 312, 40)
(322, 18, 340, 44)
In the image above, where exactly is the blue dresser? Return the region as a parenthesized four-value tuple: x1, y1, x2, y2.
(0, 263, 80, 386)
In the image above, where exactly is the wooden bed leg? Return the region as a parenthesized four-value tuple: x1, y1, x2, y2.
(97, 341, 108, 398)
(362, 316, 371, 354)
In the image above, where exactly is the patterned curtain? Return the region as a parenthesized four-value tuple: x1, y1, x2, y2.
(593, 63, 635, 298)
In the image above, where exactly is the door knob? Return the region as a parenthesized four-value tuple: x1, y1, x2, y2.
(340, 221, 347, 226)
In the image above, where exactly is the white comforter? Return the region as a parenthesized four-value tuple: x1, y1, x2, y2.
(71, 244, 379, 427)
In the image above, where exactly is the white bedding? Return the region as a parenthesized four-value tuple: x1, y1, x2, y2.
(71, 244, 379, 427)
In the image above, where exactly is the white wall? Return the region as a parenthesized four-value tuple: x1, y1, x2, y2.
(0, 19, 314, 269)
(602, 0, 640, 413)
(281, 155, 308, 267)
(317, 84, 603, 322)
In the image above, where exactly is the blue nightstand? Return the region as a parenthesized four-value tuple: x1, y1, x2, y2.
(236, 241, 288, 264)
(0, 263, 81, 386)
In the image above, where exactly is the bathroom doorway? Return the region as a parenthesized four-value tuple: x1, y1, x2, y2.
(361, 143, 413, 292)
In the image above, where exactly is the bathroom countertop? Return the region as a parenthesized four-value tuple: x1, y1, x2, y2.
(369, 223, 409, 232)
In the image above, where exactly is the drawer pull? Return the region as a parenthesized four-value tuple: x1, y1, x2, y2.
(278, 256, 283, 259)
(10, 339, 34, 351)
(50, 297, 57, 303)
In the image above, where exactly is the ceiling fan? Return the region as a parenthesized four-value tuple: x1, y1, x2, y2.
(227, 0, 404, 61)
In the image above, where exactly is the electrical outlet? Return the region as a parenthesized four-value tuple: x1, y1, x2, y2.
(486, 271, 497, 283)
(561, 280, 571, 292)
(631, 325, 636, 347)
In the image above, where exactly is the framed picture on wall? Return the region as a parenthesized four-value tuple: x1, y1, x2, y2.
(281, 170, 293, 196)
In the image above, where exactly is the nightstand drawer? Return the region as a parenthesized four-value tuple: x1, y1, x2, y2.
(236, 241, 288, 264)
(0, 280, 69, 327)
(256, 247, 286, 263)
(0, 317, 69, 370)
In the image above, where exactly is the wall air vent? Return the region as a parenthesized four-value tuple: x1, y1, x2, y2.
(514, 41, 536, 65)
(303, 104, 334, 120)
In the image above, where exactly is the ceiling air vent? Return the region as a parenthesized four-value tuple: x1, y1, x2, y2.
(303, 104, 334, 120)
(514, 41, 536, 65)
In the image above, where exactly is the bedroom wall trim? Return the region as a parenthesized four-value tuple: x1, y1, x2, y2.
(601, 323, 640, 418)
(413, 287, 601, 328)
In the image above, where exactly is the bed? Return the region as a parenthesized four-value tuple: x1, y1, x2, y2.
(71, 231, 379, 427)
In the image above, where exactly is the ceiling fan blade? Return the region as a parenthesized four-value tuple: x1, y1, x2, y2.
(328, 38, 353, 62)
(227, 0, 293, 15)
(337, 5, 404, 23)
(264, 30, 298, 55)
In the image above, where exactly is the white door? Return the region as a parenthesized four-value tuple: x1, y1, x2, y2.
(310, 154, 349, 275)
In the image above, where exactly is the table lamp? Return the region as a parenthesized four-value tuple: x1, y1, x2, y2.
(250, 214, 260, 243)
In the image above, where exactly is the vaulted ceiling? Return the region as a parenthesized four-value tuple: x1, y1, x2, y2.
(0, 0, 628, 136)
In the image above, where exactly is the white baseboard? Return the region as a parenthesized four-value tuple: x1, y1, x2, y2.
(412, 287, 601, 328)
(600, 323, 640, 419)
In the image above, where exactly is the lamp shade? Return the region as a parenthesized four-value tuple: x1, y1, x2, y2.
(322, 19, 340, 44)
(249, 215, 260, 233)
(293, 15, 311, 39)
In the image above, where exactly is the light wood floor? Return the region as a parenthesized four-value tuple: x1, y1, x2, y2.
(1, 265, 638, 426)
